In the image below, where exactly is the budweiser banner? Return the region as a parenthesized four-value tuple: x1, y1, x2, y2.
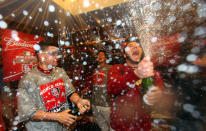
(1, 29, 44, 82)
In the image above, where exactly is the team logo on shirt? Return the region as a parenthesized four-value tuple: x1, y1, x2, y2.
(51, 87, 60, 98)
(39, 78, 66, 112)
(93, 71, 105, 85)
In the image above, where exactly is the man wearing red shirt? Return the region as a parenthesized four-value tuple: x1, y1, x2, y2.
(107, 37, 172, 131)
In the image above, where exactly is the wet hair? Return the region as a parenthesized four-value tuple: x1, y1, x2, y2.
(123, 37, 141, 54)
(35, 40, 58, 59)
(36, 40, 58, 52)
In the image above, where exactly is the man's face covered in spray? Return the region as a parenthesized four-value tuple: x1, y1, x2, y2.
(124, 42, 144, 63)
(38, 46, 60, 68)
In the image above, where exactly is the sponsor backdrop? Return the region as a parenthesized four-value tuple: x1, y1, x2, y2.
(1, 29, 44, 82)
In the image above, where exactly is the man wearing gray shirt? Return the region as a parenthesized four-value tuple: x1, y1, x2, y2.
(17, 40, 90, 131)
(83, 50, 112, 131)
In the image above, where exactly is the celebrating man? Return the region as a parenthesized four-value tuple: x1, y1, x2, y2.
(107, 37, 173, 131)
(17, 40, 90, 131)
(83, 50, 112, 131)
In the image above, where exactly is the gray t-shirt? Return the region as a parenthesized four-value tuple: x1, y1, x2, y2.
(18, 66, 75, 131)
(92, 64, 111, 107)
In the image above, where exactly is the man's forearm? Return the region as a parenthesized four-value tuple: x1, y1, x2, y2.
(32, 110, 59, 121)
(32, 109, 77, 126)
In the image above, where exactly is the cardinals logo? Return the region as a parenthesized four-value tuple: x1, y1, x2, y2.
(40, 79, 66, 111)
(93, 71, 105, 85)
(51, 87, 60, 98)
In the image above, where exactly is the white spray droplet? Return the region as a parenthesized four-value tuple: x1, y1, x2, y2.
(83, 61, 87, 65)
(48, 65, 53, 69)
(146, 17, 156, 24)
(11, 30, 20, 41)
(67, 49, 71, 53)
(33, 44, 40, 51)
(0, 14, 3, 19)
(194, 26, 206, 37)
(186, 54, 198, 62)
(116, 20, 122, 26)
(0, 20, 7, 29)
(107, 17, 112, 23)
(65, 41, 70, 46)
(44, 21, 49, 26)
(38, 8, 43, 12)
(75, 76, 79, 80)
(169, 16, 176, 23)
(11, 13, 15, 17)
(177, 64, 188, 72)
(23, 10, 28, 16)
(196, 3, 206, 18)
(59, 40, 64, 46)
(151, 37, 158, 43)
(49, 5, 55, 12)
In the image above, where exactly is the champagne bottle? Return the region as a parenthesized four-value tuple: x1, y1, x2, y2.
(69, 106, 81, 116)
(142, 77, 154, 105)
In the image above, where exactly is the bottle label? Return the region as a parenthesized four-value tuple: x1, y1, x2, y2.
(135, 79, 142, 86)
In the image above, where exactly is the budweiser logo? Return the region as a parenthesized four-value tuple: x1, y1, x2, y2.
(4, 37, 37, 51)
